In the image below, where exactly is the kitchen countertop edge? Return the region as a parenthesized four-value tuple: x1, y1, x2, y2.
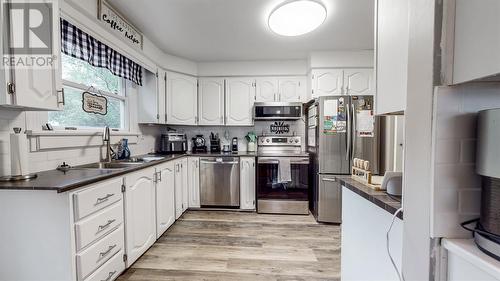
(0, 151, 260, 193)
(340, 178, 403, 220)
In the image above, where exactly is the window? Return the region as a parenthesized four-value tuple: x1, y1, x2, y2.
(48, 54, 127, 129)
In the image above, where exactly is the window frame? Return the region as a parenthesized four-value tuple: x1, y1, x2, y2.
(48, 70, 130, 132)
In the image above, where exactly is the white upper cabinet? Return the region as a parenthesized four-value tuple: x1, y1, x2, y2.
(225, 78, 256, 126)
(0, 0, 63, 110)
(256, 77, 279, 102)
(240, 157, 256, 210)
(124, 168, 156, 266)
(375, 0, 409, 114)
(157, 69, 167, 123)
(344, 69, 375, 96)
(155, 161, 175, 239)
(445, 0, 500, 84)
(138, 69, 166, 124)
(279, 77, 306, 102)
(256, 77, 306, 102)
(198, 78, 224, 125)
(312, 69, 344, 97)
(187, 157, 200, 208)
(166, 72, 198, 125)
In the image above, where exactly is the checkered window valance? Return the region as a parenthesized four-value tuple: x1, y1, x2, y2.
(60, 19, 142, 86)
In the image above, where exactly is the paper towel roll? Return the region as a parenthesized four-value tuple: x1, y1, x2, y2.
(10, 130, 29, 176)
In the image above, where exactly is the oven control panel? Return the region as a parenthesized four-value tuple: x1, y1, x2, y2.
(258, 136, 301, 146)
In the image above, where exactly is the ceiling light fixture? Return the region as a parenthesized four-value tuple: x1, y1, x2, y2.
(268, 0, 327, 37)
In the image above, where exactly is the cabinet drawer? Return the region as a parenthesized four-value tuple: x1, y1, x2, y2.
(74, 178, 123, 220)
(76, 225, 124, 280)
(84, 249, 125, 281)
(75, 201, 124, 251)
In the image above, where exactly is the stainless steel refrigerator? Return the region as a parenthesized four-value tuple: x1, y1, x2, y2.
(307, 96, 380, 223)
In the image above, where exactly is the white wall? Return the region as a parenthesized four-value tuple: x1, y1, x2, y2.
(197, 60, 308, 77)
(309, 50, 374, 68)
(431, 83, 500, 239)
(401, 0, 437, 280)
(63, 0, 198, 75)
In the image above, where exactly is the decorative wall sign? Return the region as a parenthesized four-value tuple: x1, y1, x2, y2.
(98, 0, 143, 50)
(270, 121, 290, 134)
(82, 92, 108, 115)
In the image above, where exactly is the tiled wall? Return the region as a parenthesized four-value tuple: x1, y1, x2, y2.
(431, 83, 500, 238)
(0, 86, 159, 176)
(169, 119, 306, 151)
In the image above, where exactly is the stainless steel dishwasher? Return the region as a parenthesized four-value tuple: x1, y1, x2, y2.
(199, 156, 240, 207)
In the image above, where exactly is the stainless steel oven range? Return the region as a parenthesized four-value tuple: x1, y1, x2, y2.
(256, 135, 310, 215)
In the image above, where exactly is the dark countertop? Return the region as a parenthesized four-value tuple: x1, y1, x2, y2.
(340, 178, 403, 220)
(0, 151, 259, 193)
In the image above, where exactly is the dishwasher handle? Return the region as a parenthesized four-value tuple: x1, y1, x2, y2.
(200, 160, 239, 165)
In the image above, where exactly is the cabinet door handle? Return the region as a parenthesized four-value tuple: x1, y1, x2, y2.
(98, 244, 117, 260)
(97, 219, 116, 232)
(95, 194, 114, 206)
(101, 270, 117, 281)
(322, 177, 337, 182)
(57, 88, 65, 105)
(158, 171, 162, 182)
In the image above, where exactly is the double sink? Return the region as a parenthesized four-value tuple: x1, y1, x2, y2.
(73, 158, 148, 170)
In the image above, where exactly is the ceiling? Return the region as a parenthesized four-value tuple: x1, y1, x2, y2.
(108, 0, 374, 62)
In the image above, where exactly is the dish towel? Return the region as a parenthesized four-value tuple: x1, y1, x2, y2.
(277, 158, 292, 183)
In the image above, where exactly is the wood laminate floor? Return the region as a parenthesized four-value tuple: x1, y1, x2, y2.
(118, 211, 341, 281)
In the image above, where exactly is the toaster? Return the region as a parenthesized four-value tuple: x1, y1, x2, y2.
(160, 133, 187, 154)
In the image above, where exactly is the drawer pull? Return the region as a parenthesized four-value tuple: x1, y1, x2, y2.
(98, 244, 117, 260)
(101, 270, 117, 281)
(95, 194, 114, 206)
(97, 219, 116, 233)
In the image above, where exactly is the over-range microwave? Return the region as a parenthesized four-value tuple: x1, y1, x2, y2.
(254, 102, 303, 120)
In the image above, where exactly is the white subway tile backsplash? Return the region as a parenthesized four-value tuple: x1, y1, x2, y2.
(432, 84, 500, 238)
(435, 139, 460, 164)
(460, 139, 476, 164)
(434, 164, 480, 190)
(458, 188, 482, 215)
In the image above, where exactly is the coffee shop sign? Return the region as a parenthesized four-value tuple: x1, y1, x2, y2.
(98, 0, 143, 50)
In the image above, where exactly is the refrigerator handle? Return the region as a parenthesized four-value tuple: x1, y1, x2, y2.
(346, 102, 351, 161)
(352, 103, 357, 159)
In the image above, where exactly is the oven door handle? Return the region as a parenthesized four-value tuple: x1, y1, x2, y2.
(258, 158, 310, 164)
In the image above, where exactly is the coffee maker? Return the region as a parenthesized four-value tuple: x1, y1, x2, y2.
(231, 137, 238, 153)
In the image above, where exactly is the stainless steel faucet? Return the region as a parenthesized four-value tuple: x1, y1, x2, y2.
(103, 126, 112, 163)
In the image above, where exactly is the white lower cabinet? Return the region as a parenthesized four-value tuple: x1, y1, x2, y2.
(76, 225, 124, 280)
(83, 249, 125, 281)
(341, 186, 402, 281)
(188, 157, 201, 208)
(240, 157, 256, 210)
(124, 168, 156, 267)
(155, 161, 176, 238)
(174, 157, 188, 219)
